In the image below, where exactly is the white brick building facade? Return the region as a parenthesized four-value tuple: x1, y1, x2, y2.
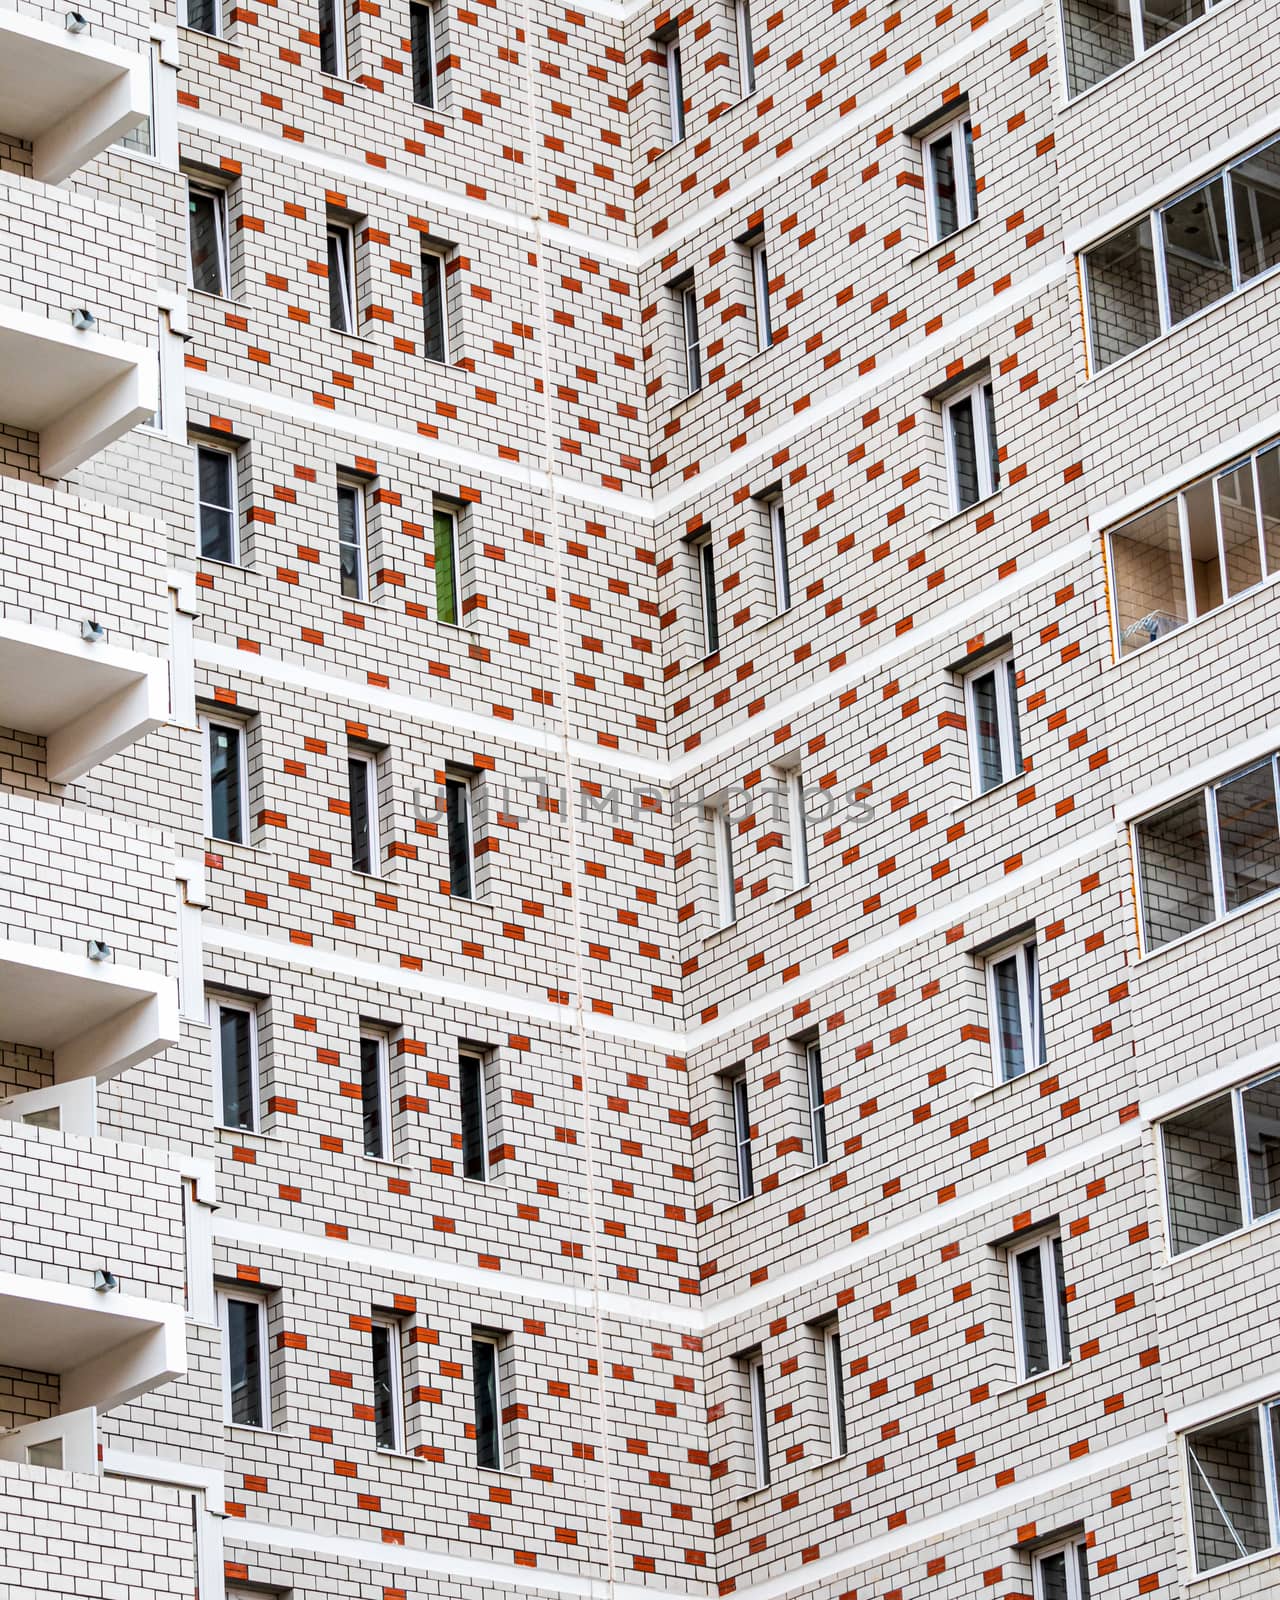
(2, 0, 1279, 1596)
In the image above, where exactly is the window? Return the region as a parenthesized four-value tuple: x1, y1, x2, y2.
(318, 0, 347, 75)
(1060, 0, 1221, 99)
(822, 1321, 847, 1457)
(337, 479, 368, 600)
(433, 502, 461, 624)
(677, 279, 703, 395)
(420, 250, 450, 363)
(472, 1334, 503, 1469)
(785, 769, 810, 891)
(734, 0, 756, 96)
(115, 46, 156, 155)
(692, 530, 719, 655)
(943, 377, 999, 512)
(446, 769, 475, 899)
(360, 1032, 391, 1159)
(211, 997, 258, 1131)
(710, 805, 737, 927)
(805, 1041, 828, 1166)
(730, 1069, 753, 1200)
(749, 236, 773, 351)
(1008, 1231, 1069, 1379)
(348, 750, 379, 874)
(459, 1050, 490, 1181)
(195, 443, 237, 563)
(659, 29, 685, 144)
(1083, 133, 1280, 371)
(1160, 1067, 1280, 1255)
(205, 719, 247, 845)
(219, 1291, 268, 1428)
(1184, 1400, 1280, 1572)
(1135, 754, 1280, 950)
(370, 1318, 404, 1450)
(327, 221, 357, 333)
(1107, 438, 1280, 654)
(964, 650, 1023, 793)
(182, 0, 220, 37)
(766, 496, 791, 613)
(187, 181, 229, 297)
(410, 0, 438, 106)
(923, 110, 977, 243)
(985, 935, 1045, 1083)
(745, 1351, 770, 1488)
(1032, 1534, 1090, 1600)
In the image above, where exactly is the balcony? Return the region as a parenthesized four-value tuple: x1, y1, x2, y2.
(0, 171, 157, 477)
(0, 8, 149, 184)
(0, 483, 169, 779)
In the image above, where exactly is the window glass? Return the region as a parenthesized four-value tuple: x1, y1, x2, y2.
(927, 128, 958, 239)
(197, 446, 235, 562)
(460, 1053, 488, 1180)
(1257, 444, 1280, 574)
(185, 0, 220, 37)
(1216, 460, 1264, 598)
(1015, 1243, 1049, 1375)
(1084, 218, 1160, 369)
(1215, 761, 1280, 913)
(1187, 1409, 1270, 1571)
(421, 254, 448, 362)
(371, 1323, 399, 1448)
(806, 1044, 827, 1165)
(327, 225, 354, 332)
(1163, 176, 1233, 326)
(948, 391, 979, 510)
(217, 1005, 255, 1129)
(1242, 1072, 1280, 1225)
(338, 484, 365, 600)
(319, 0, 345, 74)
(360, 1036, 386, 1158)
(472, 1338, 501, 1468)
(434, 506, 459, 623)
(1060, 0, 1134, 97)
(1162, 1093, 1241, 1254)
(226, 1299, 264, 1426)
(732, 1074, 753, 1198)
(410, 0, 436, 105)
(447, 776, 474, 898)
(1110, 498, 1188, 651)
(208, 722, 244, 844)
(1141, 0, 1207, 50)
(1231, 138, 1280, 282)
(188, 186, 226, 296)
(1136, 794, 1214, 949)
(970, 667, 1003, 792)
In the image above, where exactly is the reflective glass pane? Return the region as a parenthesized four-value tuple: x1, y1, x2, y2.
(928, 130, 958, 239)
(410, 0, 436, 105)
(1061, 0, 1134, 97)
(1141, 0, 1206, 49)
(1015, 1245, 1049, 1375)
(1231, 139, 1280, 282)
(434, 508, 459, 623)
(1110, 497, 1187, 651)
(1215, 761, 1280, 912)
(472, 1339, 500, 1468)
(1136, 794, 1214, 948)
(360, 1037, 384, 1157)
(1184, 476, 1223, 614)
(188, 189, 224, 296)
(1187, 1410, 1269, 1572)
(208, 724, 243, 844)
(421, 254, 447, 362)
(227, 1300, 263, 1427)
(971, 668, 1003, 792)
(1257, 443, 1280, 575)
(1162, 177, 1233, 326)
(1085, 218, 1160, 369)
(948, 392, 979, 510)
(1242, 1072, 1280, 1224)
(1162, 1093, 1242, 1255)
(992, 953, 1025, 1081)
(1038, 1550, 1068, 1600)
(218, 1006, 254, 1129)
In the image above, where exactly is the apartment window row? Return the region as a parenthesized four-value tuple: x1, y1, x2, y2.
(1107, 432, 1280, 654)
(219, 1290, 506, 1464)
(185, 176, 454, 358)
(209, 999, 495, 1166)
(1134, 750, 1280, 951)
(1082, 131, 1280, 372)
(182, 0, 443, 106)
(193, 443, 464, 622)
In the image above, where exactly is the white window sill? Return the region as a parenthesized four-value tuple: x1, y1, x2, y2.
(991, 1361, 1070, 1399)
(951, 772, 1025, 816)
(1185, 1545, 1280, 1586)
(225, 1422, 272, 1436)
(970, 1057, 1053, 1105)
(204, 835, 257, 854)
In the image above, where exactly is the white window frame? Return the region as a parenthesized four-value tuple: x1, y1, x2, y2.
(786, 769, 810, 891)
(734, 0, 756, 96)
(923, 111, 976, 243)
(1008, 1229, 1069, 1381)
(662, 32, 685, 144)
(327, 220, 357, 333)
(370, 1316, 405, 1452)
(943, 377, 998, 513)
(194, 441, 238, 564)
(679, 280, 702, 395)
(822, 1321, 847, 1457)
(186, 179, 230, 297)
(208, 993, 259, 1132)
(409, 0, 438, 107)
(1182, 1399, 1280, 1575)
(767, 496, 791, 613)
(730, 1069, 753, 1200)
(337, 477, 368, 601)
(693, 530, 719, 655)
(201, 715, 248, 845)
(805, 1041, 828, 1166)
(985, 934, 1045, 1083)
(750, 237, 773, 351)
(472, 1332, 505, 1470)
(318, 0, 348, 76)
(433, 501, 462, 624)
(420, 248, 451, 364)
(217, 1288, 269, 1429)
(347, 748, 379, 874)
(746, 1352, 770, 1488)
(360, 1031, 392, 1159)
(180, 0, 221, 38)
(711, 804, 737, 927)
(1031, 1533, 1090, 1600)
(1134, 752, 1280, 953)
(459, 1049, 491, 1182)
(963, 649, 1022, 794)
(446, 768, 476, 899)
(1158, 1065, 1280, 1257)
